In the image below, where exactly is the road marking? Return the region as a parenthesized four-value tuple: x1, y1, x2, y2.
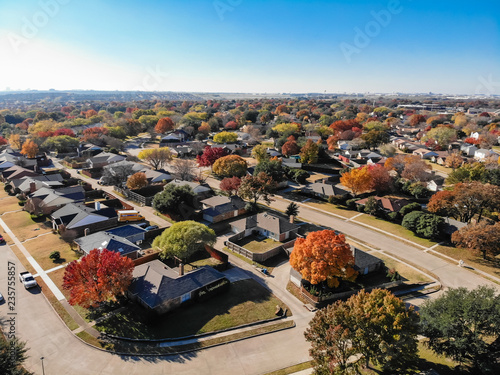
(346, 212, 364, 222)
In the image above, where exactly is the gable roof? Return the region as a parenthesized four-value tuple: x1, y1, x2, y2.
(356, 196, 412, 212)
(168, 180, 212, 195)
(29, 186, 85, 204)
(353, 247, 383, 270)
(130, 261, 227, 308)
(106, 224, 146, 238)
(51, 203, 117, 229)
(302, 182, 350, 197)
(2, 166, 38, 180)
(88, 152, 125, 164)
(11, 174, 64, 191)
(231, 212, 299, 234)
(74, 232, 140, 256)
(142, 169, 172, 183)
(104, 160, 145, 173)
(201, 195, 246, 216)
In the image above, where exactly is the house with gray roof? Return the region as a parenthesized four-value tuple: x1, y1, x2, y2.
(128, 260, 229, 314)
(201, 195, 247, 223)
(87, 152, 126, 169)
(168, 180, 213, 201)
(142, 169, 172, 184)
(11, 174, 64, 194)
(1, 166, 38, 182)
(74, 231, 141, 259)
(26, 186, 85, 214)
(302, 182, 350, 200)
(51, 202, 118, 236)
(230, 212, 299, 242)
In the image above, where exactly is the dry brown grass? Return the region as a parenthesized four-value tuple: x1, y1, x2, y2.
(0, 196, 23, 214)
(8, 244, 36, 275)
(23, 233, 81, 271)
(2, 211, 52, 241)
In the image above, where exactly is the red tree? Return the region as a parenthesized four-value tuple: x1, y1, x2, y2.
(368, 165, 393, 194)
(330, 119, 360, 133)
(63, 249, 134, 308)
(282, 139, 300, 157)
(155, 117, 175, 134)
(224, 121, 238, 130)
(54, 128, 75, 137)
(220, 176, 241, 195)
(196, 146, 228, 167)
(0, 136, 7, 145)
(409, 114, 426, 127)
(84, 109, 98, 119)
(83, 126, 108, 142)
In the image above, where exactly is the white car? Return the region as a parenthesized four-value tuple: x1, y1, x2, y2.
(0, 292, 4, 303)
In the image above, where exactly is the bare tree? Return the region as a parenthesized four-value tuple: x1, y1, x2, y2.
(171, 159, 197, 181)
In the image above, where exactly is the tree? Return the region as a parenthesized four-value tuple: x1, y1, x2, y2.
(420, 286, 500, 372)
(306, 289, 419, 374)
(8, 134, 23, 149)
(20, 139, 39, 158)
(41, 135, 79, 153)
(363, 196, 380, 216)
(415, 213, 443, 239)
(238, 172, 277, 207)
(0, 136, 8, 145)
(171, 159, 197, 181)
(213, 131, 237, 144)
(401, 211, 425, 232)
(409, 114, 426, 126)
(0, 337, 32, 375)
(152, 183, 195, 214)
(285, 202, 299, 221)
(367, 165, 393, 195)
(428, 182, 500, 223)
(340, 167, 372, 196)
(251, 144, 270, 163)
(299, 139, 319, 164)
(219, 176, 241, 195)
(423, 126, 457, 148)
(126, 172, 148, 189)
(254, 160, 286, 183)
(281, 139, 300, 157)
(102, 164, 134, 186)
(399, 202, 421, 217)
(452, 222, 500, 259)
(378, 143, 396, 157)
(196, 146, 228, 168)
(137, 147, 172, 170)
(445, 153, 463, 169)
(155, 117, 174, 134)
(152, 221, 216, 261)
(62, 249, 134, 308)
(290, 230, 357, 286)
(361, 130, 390, 149)
(212, 155, 248, 178)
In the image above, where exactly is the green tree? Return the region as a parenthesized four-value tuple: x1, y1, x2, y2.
(361, 130, 390, 149)
(299, 139, 319, 164)
(254, 160, 286, 183)
(251, 144, 270, 163)
(363, 196, 380, 216)
(0, 337, 32, 375)
(285, 202, 299, 220)
(401, 211, 425, 232)
(152, 184, 195, 214)
(213, 131, 237, 144)
(420, 286, 500, 373)
(41, 135, 79, 153)
(153, 221, 216, 261)
(415, 213, 443, 239)
(399, 202, 421, 217)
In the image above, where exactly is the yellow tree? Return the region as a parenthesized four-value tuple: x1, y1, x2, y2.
(137, 147, 172, 170)
(340, 166, 373, 196)
(20, 139, 39, 158)
(9, 134, 23, 149)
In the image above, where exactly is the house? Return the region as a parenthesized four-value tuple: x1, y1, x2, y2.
(0, 148, 20, 170)
(159, 130, 190, 147)
(201, 195, 247, 223)
(413, 148, 439, 160)
(430, 151, 454, 165)
(26, 186, 85, 214)
(106, 224, 147, 244)
(128, 260, 229, 314)
(474, 149, 499, 162)
(230, 212, 300, 242)
(281, 157, 302, 169)
(87, 152, 126, 169)
(302, 182, 350, 200)
(74, 231, 141, 259)
(103, 160, 145, 175)
(142, 169, 172, 184)
(355, 196, 412, 213)
(1, 166, 39, 182)
(168, 179, 213, 200)
(10, 174, 64, 194)
(460, 144, 478, 157)
(51, 202, 118, 236)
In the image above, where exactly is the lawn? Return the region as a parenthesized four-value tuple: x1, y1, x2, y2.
(23, 234, 81, 271)
(306, 200, 360, 219)
(237, 234, 281, 253)
(2, 211, 53, 242)
(96, 279, 290, 339)
(352, 214, 437, 248)
(374, 253, 433, 284)
(0, 196, 23, 214)
(433, 244, 500, 279)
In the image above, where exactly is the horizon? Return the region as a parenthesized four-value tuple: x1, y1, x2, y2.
(1, 1, 499, 95)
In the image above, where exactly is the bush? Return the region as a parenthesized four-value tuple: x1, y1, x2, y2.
(415, 213, 444, 239)
(49, 251, 61, 261)
(4, 184, 12, 192)
(18, 201, 25, 206)
(401, 211, 425, 232)
(399, 202, 421, 217)
(388, 211, 399, 222)
(346, 198, 358, 210)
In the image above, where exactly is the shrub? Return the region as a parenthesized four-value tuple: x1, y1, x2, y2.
(346, 198, 358, 210)
(399, 202, 421, 217)
(49, 251, 61, 261)
(18, 201, 25, 206)
(388, 211, 399, 222)
(4, 184, 12, 192)
(415, 213, 444, 239)
(401, 211, 425, 232)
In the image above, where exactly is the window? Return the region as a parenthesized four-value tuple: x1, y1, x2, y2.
(181, 292, 191, 303)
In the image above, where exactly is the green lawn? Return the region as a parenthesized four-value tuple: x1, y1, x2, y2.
(352, 214, 437, 248)
(237, 234, 281, 253)
(96, 279, 290, 339)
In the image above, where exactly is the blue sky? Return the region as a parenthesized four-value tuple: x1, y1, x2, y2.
(0, 0, 499, 94)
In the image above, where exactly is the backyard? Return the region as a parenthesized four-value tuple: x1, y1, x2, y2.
(236, 234, 281, 254)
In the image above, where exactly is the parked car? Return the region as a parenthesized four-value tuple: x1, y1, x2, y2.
(19, 271, 38, 289)
(0, 292, 4, 303)
(145, 225, 159, 231)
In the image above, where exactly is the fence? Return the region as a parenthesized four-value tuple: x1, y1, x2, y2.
(226, 232, 299, 263)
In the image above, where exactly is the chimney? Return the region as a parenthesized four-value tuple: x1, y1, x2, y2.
(30, 182, 36, 193)
(95, 201, 101, 211)
(179, 263, 184, 276)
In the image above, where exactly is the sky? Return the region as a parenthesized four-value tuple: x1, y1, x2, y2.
(0, 0, 499, 94)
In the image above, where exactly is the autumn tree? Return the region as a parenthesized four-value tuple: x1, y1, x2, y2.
(196, 146, 228, 168)
(153, 221, 216, 261)
(367, 165, 393, 194)
(219, 176, 241, 195)
(20, 139, 39, 158)
(0, 136, 8, 145)
(213, 131, 237, 144)
(212, 155, 247, 178)
(340, 166, 372, 196)
(306, 289, 419, 374)
(126, 172, 148, 189)
(155, 117, 175, 134)
(420, 286, 500, 372)
(423, 126, 457, 148)
(452, 222, 500, 259)
(238, 172, 277, 208)
(428, 182, 500, 223)
(385, 154, 431, 182)
(290, 230, 357, 286)
(251, 144, 270, 163)
(63, 249, 134, 308)
(445, 153, 463, 169)
(171, 159, 197, 181)
(281, 138, 300, 157)
(362, 130, 390, 149)
(254, 160, 286, 183)
(299, 139, 319, 164)
(137, 147, 172, 170)
(409, 114, 426, 126)
(8, 134, 23, 149)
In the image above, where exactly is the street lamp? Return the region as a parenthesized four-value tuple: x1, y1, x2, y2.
(40, 356, 45, 375)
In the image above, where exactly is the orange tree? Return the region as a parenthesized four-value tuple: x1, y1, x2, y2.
(452, 221, 500, 260)
(20, 139, 39, 158)
(63, 249, 134, 308)
(155, 117, 175, 134)
(126, 172, 148, 189)
(212, 154, 248, 178)
(340, 166, 372, 196)
(290, 230, 357, 287)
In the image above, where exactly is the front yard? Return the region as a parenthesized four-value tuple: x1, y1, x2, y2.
(23, 234, 80, 271)
(95, 279, 290, 339)
(2, 211, 53, 242)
